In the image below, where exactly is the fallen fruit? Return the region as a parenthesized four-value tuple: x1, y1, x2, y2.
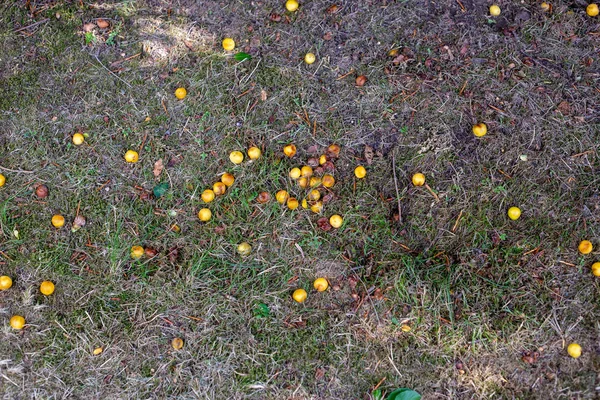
(145, 247, 158, 258)
(489, 4, 501, 16)
(198, 208, 212, 222)
(401, 324, 411, 332)
(221, 173, 235, 187)
(319, 155, 327, 165)
(93, 347, 103, 355)
(355, 75, 368, 86)
(201, 189, 216, 203)
(130, 245, 144, 259)
(301, 165, 313, 178)
(302, 199, 308, 208)
(327, 144, 341, 158)
(0, 276, 13, 290)
(310, 201, 323, 214)
(222, 37, 235, 51)
(292, 288, 307, 303)
(587, 3, 599, 16)
(40, 281, 55, 296)
(591, 262, 600, 277)
(354, 165, 366, 179)
(172, 337, 184, 350)
(472, 123, 487, 137)
(508, 207, 521, 220)
(237, 242, 252, 256)
(412, 173, 425, 186)
(175, 87, 187, 99)
(289, 167, 301, 180)
(276, 190, 289, 204)
(10, 315, 25, 330)
(322, 174, 335, 188)
(578, 240, 593, 255)
(248, 146, 261, 160)
(540, 2, 551, 11)
(257, 191, 271, 203)
(124, 150, 139, 163)
(0, 174, 5, 187)
(298, 177, 309, 188)
(51, 214, 65, 228)
(567, 343, 582, 358)
(304, 52, 316, 64)
(329, 214, 343, 228)
(72, 133, 85, 145)
(229, 151, 244, 165)
(35, 184, 49, 198)
(287, 197, 299, 210)
(309, 176, 322, 187)
(71, 215, 86, 232)
(313, 278, 328, 292)
(308, 189, 320, 201)
(213, 182, 226, 196)
(285, 0, 299, 12)
(283, 144, 297, 158)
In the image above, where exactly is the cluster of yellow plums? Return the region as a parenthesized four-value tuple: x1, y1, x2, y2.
(292, 277, 329, 303)
(488, 3, 598, 17)
(0, 275, 55, 330)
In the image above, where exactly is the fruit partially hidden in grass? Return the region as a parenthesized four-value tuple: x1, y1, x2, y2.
(35, 184, 49, 198)
(237, 242, 252, 256)
(40, 281, 55, 296)
(355, 75, 367, 86)
(354, 165, 366, 179)
(287, 197, 299, 210)
(310, 201, 323, 214)
(591, 262, 600, 277)
(412, 173, 425, 186)
(276, 190, 289, 204)
(248, 146, 261, 160)
(51, 214, 65, 228)
(286, 0, 299, 12)
(567, 343, 582, 358)
(124, 150, 139, 163)
(310, 177, 322, 187)
(472, 123, 487, 137)
(174, 87, 187, 99)
(308, 189, 320, 201)
(322, 174, 335, 188)
(93, 347, 103, 355)
(578, 240, 593, 255)
(257, 191, 271, 203)
(327, 144, 341, 158)
(489, 4, 501, 16)
(221, 173, 235, 187)
(72, 133, 85, 145)
(298, 177, 309, 188)
(541, 2, 551, 11)
(229, 151, 244, 165)
(198, 208, 212, 222)
(587, 3, 599, 16)
(304, 52, 316, 64)
(508, 207, 521, 220)
(213, 182, 226, 196)
(329, 214, 343, 228)
(0, 174, 5, 187)
(130, 245, 144, 259)
(292, 288, 307, 303)
(222, 37, 235, 51)
(313, 278, 328, 292)
(289, 167, 301, 179)
(172, 337, 184, 350)
(0, 276, 13, 290)
(301, 165, 313, 178)
(283, 144, 297, 158)
(10, 315, 25, 330)
(201, 189, 216, 203)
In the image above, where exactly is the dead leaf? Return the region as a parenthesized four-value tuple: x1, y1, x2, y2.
(315, 368, 326, 380)
(326, 4, 339, 14)
(260, 89, 267, 101)
(556, 101, 571, 115)
(364, 145, 374, 165)
(323, 32, 333, 41)
(153, 159, 164, 177)
(269, 13, 281, 22)
(317, 217, 332, 231)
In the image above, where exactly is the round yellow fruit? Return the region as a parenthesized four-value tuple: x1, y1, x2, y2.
(567, 343, 582, 358)
(0, 174, 5, 187)
(322, 175, 335, 188)
(0, 276, 13, 290)
(40, 281, 55, 296)
(310, 201, 323, 214)
(213, 182, 226, 196)
(587, 3, 599, 16)
(221, 173, 235, 187)
(201, 189, 216, 203)
(329, 214, 343, 228)
(302, 199, 308, 209)
(124, 150, 139, 163)
(301, 165, 313, 178)
(507, 206, 521, 220)
(591, 262, 600, 277)
(130, 245, 144, 259)
(283, 144, 296, 158)
(248, 146, 261, 160)
(540, 2, 551, 11)
(354, 165, 366, 179)
(304, 52, 316, 64)
(72, 133, 85, 145)
(489, 4, 501, 16)
(175, 87, 187, 99)
(292, 288, 307, 303)
(93, 347, 103, 355)
(578, 240, 593, 255)
(237, 242, 252, 256)
(298, 177, 309, 188)
(222, 37, 235, 51)
(310, 177, 322, 187)
(198, 208, 212, 222)
(229, 151, 244, 165)
(313, 278, 328, 292)
(412, 173, 425, 186)
(286, 0, 299, 12)
(287, 197, 299, 210)
(319, 155, 327, 165)
(308, 189, 320, 201)
(276, 190, 289, 204)
(10, 315, 25, 330)
(172, 337, 184, 350)
(472, 123, 487, 137)
(289, 167, 301, 180)
(51, 214, 65, 228)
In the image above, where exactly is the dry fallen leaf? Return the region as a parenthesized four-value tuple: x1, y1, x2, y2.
(153, 159, 164, 178)
(364, 145, 374, 165)
(260, 89, 268, 101)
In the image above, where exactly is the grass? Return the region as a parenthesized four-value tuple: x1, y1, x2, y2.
(1, 0, 599, 398)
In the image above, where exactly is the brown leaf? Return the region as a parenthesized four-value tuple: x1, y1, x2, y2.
(83, 22, 95, 32)
(260, 89, 268, 101)
(326, 4, 339, 14)
(323, 32, 333, 41)
(269, 13, 281, 22)
(314, 368, 326, 380)
(317, 217, 332, 231)
(372, 288, 384, 300)
(167, 246, 179, 263)
(96, 19, 109, 29)
(364, 145, 374, 165)
(556, 101, 571, 115)
(153, 159, 164, 177)
(214, 225, 227, 234)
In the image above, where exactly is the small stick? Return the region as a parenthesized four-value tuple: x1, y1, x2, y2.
(498, 169, 512, 179)
(456, 0, 466, 12)
(373, 376, 387, 391)
(571, 150, 594, 157)
(452, 210, 463, 233)
(558, 260, 576, 267)
(93, 55, 132, 88)
(336, 68, 355, 80)
(458, 80, 468, 96)
(489, 104, 508, 115)
(0, 250, 13, 261)
(161, 98, 169, 116)
(391, 152, 402, 223)
(523, 247, 540, 256)
(75, 200, 81, 217)
(139, 133, 148, 153)
(110, 52, 141, 66)
(0, 166, 35, 174)
(424, 184, 440, 202)
(96, 179, 111, 191)
(14, 18, 49, 33)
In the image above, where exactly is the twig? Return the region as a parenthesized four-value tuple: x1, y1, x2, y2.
(456, 0, 466, 12)
(373, 376, 386, 391)
(0, 166, 35, 174)
(14, 18, 49, 33)
(558, 260, 576, 267)
(424, 184, 440, 202)
(391, 152, 402, 223)
(451, 210, 463, 233)
(110, 52, 141, 66)
(336, 68, 355, 80)
(93, 55, 132, 88)
(0, 251, 13, 261)
(571, 150, 594, 157)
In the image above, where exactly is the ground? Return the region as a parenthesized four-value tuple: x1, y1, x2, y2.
(0, 0, 599, 398)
